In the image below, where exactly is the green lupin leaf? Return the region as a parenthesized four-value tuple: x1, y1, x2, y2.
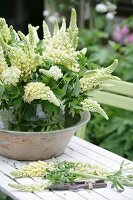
(73, 78, 81, 97)
(0, 84, 4, 99)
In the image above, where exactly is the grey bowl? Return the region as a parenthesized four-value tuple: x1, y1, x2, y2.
(0, 111, 90, 160)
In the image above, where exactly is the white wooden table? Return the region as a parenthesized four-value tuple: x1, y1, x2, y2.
(0, 136, 133, 200)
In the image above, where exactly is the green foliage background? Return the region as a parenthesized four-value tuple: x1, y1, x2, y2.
(0, 192, 10, 200)
(79, 25, 133, 161)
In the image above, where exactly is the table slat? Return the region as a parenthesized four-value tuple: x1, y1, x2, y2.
(0, 136, 133, 200)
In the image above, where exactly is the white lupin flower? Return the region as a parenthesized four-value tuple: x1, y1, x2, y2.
(95, 3, 108, 13)
(28, 25, 39, 48)
(80, 48, 87, 55)
(6, 45, 41, 81)
(23, 82, 60, 106)
(42, 9, 79, 73)
(80, 59, 118, 92)
(81, 98, 108, 119)
(11, 161, 54, 178)
(42, 48, 79, 72)
(39, 66, 63, 81)
(106, 12, 115, 20)
(9, 181, 51, 192)
(0, 46, 8, 74)
(1, 66, 21, 86)
(0, 18, 11, 43)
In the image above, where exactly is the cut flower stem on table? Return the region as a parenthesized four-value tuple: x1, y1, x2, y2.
(9, 160, 133, 192)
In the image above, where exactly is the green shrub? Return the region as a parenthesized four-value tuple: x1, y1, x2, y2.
(79, 24, 133, 160)
(86, 107, 133, 160)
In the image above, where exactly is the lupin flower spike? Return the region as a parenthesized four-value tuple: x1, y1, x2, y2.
(10, 161, 54, 178)
(1, 66, 21, 86)
(68, 8, 78, 32)
(43, 20, 51, 40)
(80, 59, 119, 92)
(81, 98, 109, 119)
(18, 31, 33, 57)
(9, 25, 20, 41)
(28, 24, 39, 48)
(60, 18, 66, 32)
(9, 182, 51, 192)
(103, 59, 118, 74)
(23, 82, 60, 106)
(53, 19, 59, 35)
(0, 18, 11, 43)
(0, 46, 8, 74)
(68, 8, 78, 49)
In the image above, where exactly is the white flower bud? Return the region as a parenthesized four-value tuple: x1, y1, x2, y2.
(106, 12, 114, 20)
(40, 66, 63, 81)
(43, 10, 50, 17)
(48, 66, 63, 80)
(48, 16, 56, 23)
(95, 3, 108, 13)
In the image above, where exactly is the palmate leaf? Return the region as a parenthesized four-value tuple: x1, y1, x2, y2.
(73, 78, 81, 97)
(62, 82, 69, 96)
(5, 85, 21, 99)
(13, 98, 22, 111)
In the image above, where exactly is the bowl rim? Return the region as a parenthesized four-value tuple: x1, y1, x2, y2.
(0, 111, 91, 135)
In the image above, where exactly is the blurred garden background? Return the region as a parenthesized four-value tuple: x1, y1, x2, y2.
(0, 0, 133, 198)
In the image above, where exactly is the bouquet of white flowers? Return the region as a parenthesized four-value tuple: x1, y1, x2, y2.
(0, 9, 118, 132)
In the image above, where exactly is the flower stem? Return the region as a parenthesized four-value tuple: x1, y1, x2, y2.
(73, 171, 109, 181)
